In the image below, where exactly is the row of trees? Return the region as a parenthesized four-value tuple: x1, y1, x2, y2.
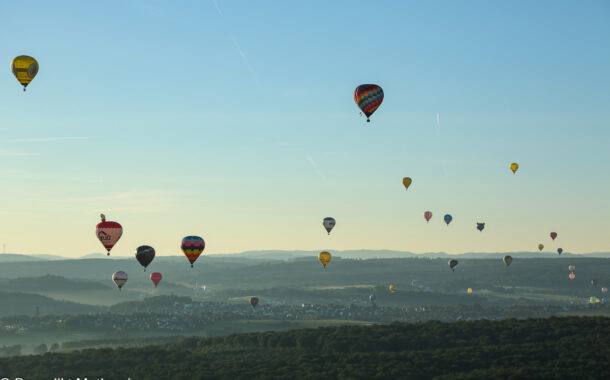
(0, 316, 608, 379)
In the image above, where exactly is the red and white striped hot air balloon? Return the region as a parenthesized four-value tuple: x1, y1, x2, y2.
(96, 214, 123, 256)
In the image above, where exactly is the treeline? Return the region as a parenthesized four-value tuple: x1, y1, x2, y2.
(0, 316, 608, 379)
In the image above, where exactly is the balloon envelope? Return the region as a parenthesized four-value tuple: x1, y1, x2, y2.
(389, 284, 396, 294)
(11, 55, 39, 90)
(354, 84, 384, 122)
(557, 248, 563, 255)
(444, 214, 453, 225)
(448, 259, 459, 271)
(424, 211, 432, 222)
(323, 217, 336, 234)
(568, 265, 575, 272)
(538, 244, 544, 251)
(550, 232, 557, 240)
(135, 245, 155, 270)
(503, 255, 513, 267)
(112, 271, 128, 290)
(467, 288, 473, 294)
(510, 162, 519, 174)
(318, 251, 331, 268)
(402, 177, 412, 190)
(96, 214, 123, 256)
(150, 272, 162, 287)
(476, 223, 485, 232)
(181, 236, 205, 267)
(569, 272, 575, 280)
(250, 297, 259, 308)
(591, 280, 598, 287)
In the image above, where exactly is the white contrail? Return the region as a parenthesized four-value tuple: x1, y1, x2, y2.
(212, 0, 223, 16)
(211, 0, 259, 85)
(436, 113, 440, 135)
(307, 157, 325, 179)
(307, 157, 318, 169)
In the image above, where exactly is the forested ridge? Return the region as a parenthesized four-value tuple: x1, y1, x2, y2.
(0, 316, 608, 379)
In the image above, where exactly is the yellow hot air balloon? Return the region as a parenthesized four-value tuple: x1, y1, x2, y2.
(402, 177, 412, 190)
(11, 55, 39, 91)
(318, 251, 331, 268)
(389, 284, 396, 294)
(510, 162, 519, 174)
(467, 288, 473, 294)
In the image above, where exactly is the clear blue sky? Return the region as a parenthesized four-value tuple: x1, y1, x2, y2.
(0, 1, 608, 257)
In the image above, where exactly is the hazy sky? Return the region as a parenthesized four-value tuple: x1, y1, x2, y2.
(0, 1, 608, 257)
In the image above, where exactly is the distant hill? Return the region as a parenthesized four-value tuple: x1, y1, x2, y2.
(215, 249, 610, 260)
(0, 253, 67, 263)
(2, 250, 609, 264)
(0, 275, 110, 293)
(0, 291, 104, 316)
(0, 316, 607, 379)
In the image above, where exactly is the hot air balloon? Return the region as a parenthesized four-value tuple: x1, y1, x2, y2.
(135, 245, 155, 271)
(402, 177, 412, 190)
(557, 248, 563, 255)
(568, 265, 575, 272)
(569, 272, 575, 280)
(467, 288, 473, 294)
(112, 271, 128, 291)
(250, 296, 259, 309)
(318, 251, 331, 268)
(181, 236, 205, 268)
(503, 255, 513, 267)
(448, 259, 459, 272)
(354, 84, 384, 122)
(11, 55, 38, 91)
(424, 211, 432, 223)
(591, 280, 598, 287)
(150, 272, 162, 287)
(96, 214, 123, 256)
(369, 293, 376, 305)
(602, 287, 608, 295)
(550, 232, 557, 240)
(476, 223, 485, 232)
(323, 217, 336, 235)
(538, 244, 544, 251)
(510, 163, 519, 174)
(389, 284, 396, 294)
(444, 214, 453, 226)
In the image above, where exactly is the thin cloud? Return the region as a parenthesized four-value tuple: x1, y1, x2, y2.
(0, 149, 33, 156)
(4, 136, 92, 143)
(48, 190, 171, 203)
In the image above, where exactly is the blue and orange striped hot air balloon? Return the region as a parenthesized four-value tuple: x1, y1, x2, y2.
(354, 84, 383, 122)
